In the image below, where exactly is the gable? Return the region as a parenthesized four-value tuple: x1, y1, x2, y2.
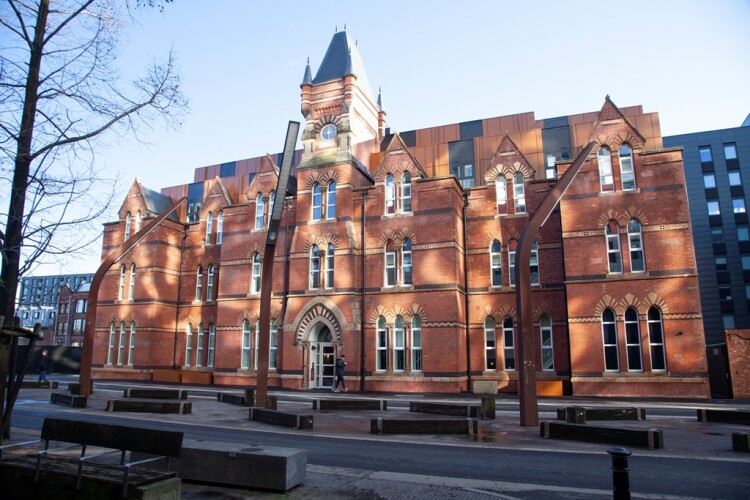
(373, 133, 428, 182)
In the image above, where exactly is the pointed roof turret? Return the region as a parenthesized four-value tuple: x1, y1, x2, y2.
(377, 87, 385, 113)
(313, 30, 373, 99)
(301, 57, 313, 86)
(344, 48, 354, 77)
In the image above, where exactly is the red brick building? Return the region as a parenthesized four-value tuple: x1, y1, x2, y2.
(91, 31, 710, 398)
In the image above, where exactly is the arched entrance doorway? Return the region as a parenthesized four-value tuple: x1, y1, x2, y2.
(309, 324, 335, 389)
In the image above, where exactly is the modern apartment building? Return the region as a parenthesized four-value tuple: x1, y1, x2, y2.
(16, 273, 93, 329)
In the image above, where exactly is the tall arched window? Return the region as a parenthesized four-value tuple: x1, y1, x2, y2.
(620, 144, 636, 190)
(196, 325, 205, 367)
(648, 307, 666, 371)
(124, 212, 132, 241)
(385, 174, 396, 214)
(602, 309, 619, 371)
(118, 265, 126, 300)
(195, 265, 203, 301)
(127, 323, 136, 366)
(606, 222, 623, 273)
(206, 264, 215, 302)
(411, 317, 422, 372)
(206, 212, 213, 244)
(135, 211, 142, 232)
(484, 317, 497, 370)
(376, 316, 387, 371)
(402, 239, 413, 285)
(255, 194, 265, 229)
(530, 240, 539, 285)
(207, 323, 216, 367)
(270, 319, 278, 369)
(598, 147, 614, 192)
(628, 219, 645, 272)
(394, 316, 405, 371)
(129, 264, 136, 300)
(624, 308, 642, 371)
(509, 240, 517, 287)
(251, 253, 261, 294)
(108, 323, 116, 364)
(216, 211, 224, 244)
(385, 241, 396, 286)
(241, 320, 251, 369)
(118, 323, 126, 365)
(540, 315, 554, 371)
(513, 173, 526, 214)
(312, 184, 322, 221)
(185, 324, 193, 367)
(326, 182, 336, 219)
(496, 177, 508, 215)
(490, 240, 502, 287)
(503, 317, 515, 370)
(401, 172, 412, 213)
(326, 243, 335, 289)
(309, 244, 320, 289)
(254, 321, 260, 368)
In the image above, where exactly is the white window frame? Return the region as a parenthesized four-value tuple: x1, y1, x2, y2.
(107, 323, 115, 365)
(135, 211, 142, 233)
(628, 219, 645, 272)
(509, 241, 517, 287)
(185, 324, 193, 367)
(251, 254, 261, 294)
(513, 173, 526, 214)
(325, 244, 334, 289)
(619, 144, 636, 190)
(606, 222, 623, 274)
(124, 212, 132, 241)
(196, 325, 204, 367)
(376, 316, 387, 371)
(402, 240, 412, 286)
(490, 240, 502, 287)
(648, 307, 666, 371)
(394, 316, 405, 372)
(205, 212, 213, 245)
(598, 147, 614, 192)
(326, 182, 336, 219)
(195, 266, 203, 301)
(411, 317, 422, 372)
(129, 264, 136, 300)
(540, 315, 554, 371)
(118, 265, 126, 300)
(241, 321, 251, 369)
(270, 319, 278, 369)
(602, 309, 619, 372)
(255, 194, 265, 229)
(401, 173, 412, 213)
(117, 323, 126, 366)
(206, 264, 214, 302)
(385, 243, 396, 287)
(216, 211, 223, 244)
(127, 323, 136, 366)
(312, 184, 322, 221)
(385, 174, 396, 215)
(207, 323, 216, 367)
(624, 308, 643, 371)
(503, 317, 515, 370)
(496, 176, 508, 215)
(309, 245, 320, 289)
(530, 240, 539, 285)
(484, 317, 497, 371)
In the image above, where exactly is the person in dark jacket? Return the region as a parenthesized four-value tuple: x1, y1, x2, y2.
(37, 349, 51, 383)
(332, 354, 348, 392)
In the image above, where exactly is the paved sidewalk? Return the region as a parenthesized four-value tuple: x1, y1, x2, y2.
(10, 379, 750, 499)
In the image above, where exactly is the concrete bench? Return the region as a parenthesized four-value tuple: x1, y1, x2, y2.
(409, 402, 480, 417)
(249, 407, 313, 429)
(217, 389, 255, 406)
(540, 421, 663, 449)
(371, 418, 478, 435)
(50, 392, 87, 408)
(21, 381, 58, 389)
(697, 409, 750, 426)
(0, 417, 183, 498)
(557, 406, 646, 423)
(123, 388, 188, 400)
(313, 399, 387, 411)
(106, 399, 192, 414)
(68, 381, 94, 395)
(732, 432, 750, 452)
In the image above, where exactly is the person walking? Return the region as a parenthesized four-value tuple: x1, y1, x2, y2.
(37, 349, 51, 383)
(332, 354, 348, 392)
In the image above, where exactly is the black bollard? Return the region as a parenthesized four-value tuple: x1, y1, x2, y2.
(608, 447, 632, 500)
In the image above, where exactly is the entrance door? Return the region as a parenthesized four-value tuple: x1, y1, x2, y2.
(310, 325, 335, 389)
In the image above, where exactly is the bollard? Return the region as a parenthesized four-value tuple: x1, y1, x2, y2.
(264, 395, 278, 410)
(608, 447, 632, 500)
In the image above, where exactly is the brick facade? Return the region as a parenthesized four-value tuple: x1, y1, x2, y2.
(90, 31, 710, 398)
(726, 330, 750, 398)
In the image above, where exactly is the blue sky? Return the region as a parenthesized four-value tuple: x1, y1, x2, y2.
(37, 0, 750, 274)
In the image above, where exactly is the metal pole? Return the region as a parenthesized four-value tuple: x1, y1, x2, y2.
(608, 447, 632, 500)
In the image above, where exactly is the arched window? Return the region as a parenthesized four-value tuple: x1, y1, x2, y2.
(216, 211, 223, 244)
(490, 240, 502, 287)
(598, 147, 614, 192)
(326, 182, 336, 219)
(401, 172, 412, 213)
(206, 212, 213, 245)
(135, 211, 142, 233)
(196, 324, 204, 367)
(376, 316, 387, 371)
(195, 265, 203, 301)
(326, 243, 335, 289)
(309, 244, 321, 289)
(268, 191, 275, 227)
(254, 321, 260, 368)
(207, 323, 216, 367)
(484, 317, 497, 370)
(206, 264, 215, 302)
(530, 240, 539, 285)
(255, 194, 265, 229)
(118, 265, 126, 300)
(312, 184, 322, 221)
(513, 173, 526, 214)
(411, 317, 422, 372)
(129, 264, 136, 300)
(251, 253, 261, 294)
(118, 323, 126, 365)
(540, 315, 554, 371)
(241, 320, 251, 369)
(270, 319, 278, 369)
(402, 239, 413, 285)
(509, 240, 517, 287)
(185, 324, 193, 367)
(602, 309, 619, 371)
(648, 307, 666, 371)
(385, 241, 396, 286)
(127, 323, 136, 366)
(503, 317, 515, 370)
(385, 174, 396, 215)
(124, 212, 132, 241)
(624, 308, 642, 371)
(620, 144, 636, 190)
(394, 316, 405, 371)
(606, 222, 623, 273)
(496, 177, 508, 215)
(108, 323, 116, 364)
(628, 219, 645, 272)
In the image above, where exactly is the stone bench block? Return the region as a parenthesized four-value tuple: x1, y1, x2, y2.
(50, 392, 87, 408)
(249, 408, 313, 429)
(409, 402, 479, 417)
(217, 392, 251, 406)
(21, 381, 58, 389)
(732, 432, 750, 452)
(313, 399, 387, 411)
(371, 418, 478, 435)
(697, 409, 750, 426)
(540, 421, 663, 449)
(556, 406, 646, 423)
(124, 388, 188, 400)
(106, 399, 192, 414)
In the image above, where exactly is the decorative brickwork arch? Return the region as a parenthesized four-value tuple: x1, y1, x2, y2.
(594, 294, 620, 317)
(303, 234, 340, 251)
(293, 297, 345, 345)
(623, 207, 648, 226)
(532, 303, 560, 324)
(643, 292, 669, 314)
(305, 170, 340, 189)
(618, 293, 643, 314)
(378, 229, 415, 247)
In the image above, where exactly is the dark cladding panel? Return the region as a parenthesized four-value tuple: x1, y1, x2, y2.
(220, 162, 236, 177)
(460, 120, 483, 141)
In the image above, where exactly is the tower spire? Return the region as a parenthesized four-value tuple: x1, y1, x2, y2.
(301, 57, 312, 86)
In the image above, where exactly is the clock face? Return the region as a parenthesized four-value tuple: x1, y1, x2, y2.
(320, 124, 337, 141)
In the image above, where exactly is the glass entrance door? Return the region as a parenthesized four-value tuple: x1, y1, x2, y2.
(312, 343, 335, 389)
